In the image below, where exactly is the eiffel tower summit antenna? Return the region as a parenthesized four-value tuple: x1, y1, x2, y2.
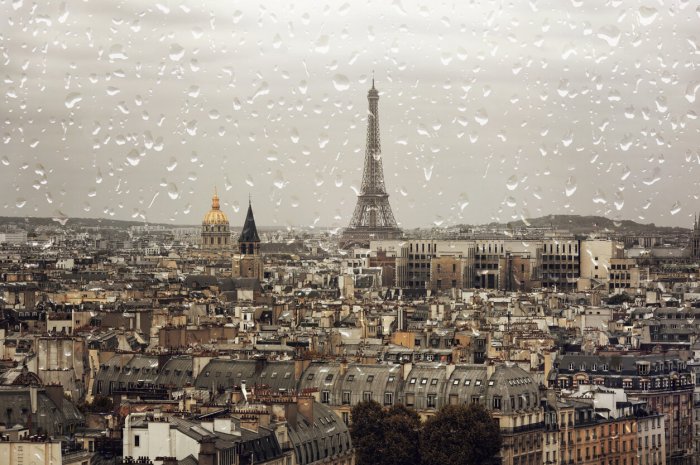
(341, 78, 402, 248)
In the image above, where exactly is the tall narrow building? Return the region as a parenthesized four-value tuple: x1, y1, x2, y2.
(201, 188, 231, 251)
(341, 81, 402, 247)
(232, 200, 263, 281)
(691, 213, 700, 259)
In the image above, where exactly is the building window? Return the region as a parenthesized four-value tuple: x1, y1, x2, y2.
(347, 375, 355, 381)
(366, 375, 374, 382)
(363, 392, 372, 402)
(427, 394, 437, 408)
(342, 412, 349, 425)
(493, 396, 502, 410)
(384, 392, 394, 406)
(342, 391, 351, 405)
(406, 393, 415, 406)
(325, 374, 333, 382)
(322, 390, 330, 403)
(134, 435, 140, 447)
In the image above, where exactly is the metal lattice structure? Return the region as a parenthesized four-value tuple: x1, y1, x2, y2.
(341, 81, 402, 247)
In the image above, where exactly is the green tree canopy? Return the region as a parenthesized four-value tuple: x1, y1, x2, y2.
(350, 400, 386, 465)
(351, 401, 423, 465)
(383, 404, 422, 465)
(420, 403, 502, 465)
(606, 293, 634, 305)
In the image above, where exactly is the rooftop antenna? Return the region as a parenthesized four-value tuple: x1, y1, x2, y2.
(372, 70, 375, 88)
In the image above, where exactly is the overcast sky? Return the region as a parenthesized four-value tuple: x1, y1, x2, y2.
(1, 0, 699, 230)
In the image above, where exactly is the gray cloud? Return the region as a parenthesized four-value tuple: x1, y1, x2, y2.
(1, 0, 698, 229)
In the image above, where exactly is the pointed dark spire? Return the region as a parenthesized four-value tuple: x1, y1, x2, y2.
(238, 201, 260, 243)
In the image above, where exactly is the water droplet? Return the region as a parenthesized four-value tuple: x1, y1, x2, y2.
(245, 175, 254, 187)
(315, 35, 330, 54)
(614, 192, 624, 211)
(167, 183, 179, 200)
(108, 44, 128, 61)
(565, 176, 577, 197)
(474, 108, 489, 126)
(166, 157, 177, 171)
(506, 175, 519, 191)
(169, 44, 185, 61)
(126, 149, 141, 166)
(597, 25, 621, 47)
(670, 201, 681, 215)
(637, 6, 658, 26)
(458, 193, 469, 211)
(592, 189, 607, 204)
(15, 198, 26, 208)
(65, 93, 82, 109)
(621, 166, 631, 181)
(423, 164, 434, 181)
(332, 74, 350, 91)
(52, 214, 69, 226)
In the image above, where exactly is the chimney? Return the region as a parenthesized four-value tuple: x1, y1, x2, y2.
(158, 458, 178, 465)
(213, 418, 232, 435)
(284, 402, 298, 427)
(239, 415, 259, 433)
(198, 437, 216, 465)
(486, 360, 496, 380)
(544, 351, 554, 383)
(402, 361, 413, 381)
(297, 397, 314, 423)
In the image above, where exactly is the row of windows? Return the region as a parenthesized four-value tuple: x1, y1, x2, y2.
(408, 243, 436, 253)
(308, 373, 394, 383)
(202, 236, 228, 245)
(203, 225, 228, 232)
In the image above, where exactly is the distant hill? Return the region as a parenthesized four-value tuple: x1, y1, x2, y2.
(474, 215, 689, 235)
(0, 216, 183, 229)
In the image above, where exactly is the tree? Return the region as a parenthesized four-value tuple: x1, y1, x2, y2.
(420, 403, 502, 465)
(383, 405, 422, 465)
(606, 293, 633, 305)
(89, 395, 114, 413)
(351, 402, 423, 465)
(350, 400, 386, 465)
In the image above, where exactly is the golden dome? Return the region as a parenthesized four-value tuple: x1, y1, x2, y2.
(202, 188, 229, 225)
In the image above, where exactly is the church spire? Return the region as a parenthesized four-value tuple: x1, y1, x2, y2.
(211, 187, 220, 210)
(239, 201, 260, 243)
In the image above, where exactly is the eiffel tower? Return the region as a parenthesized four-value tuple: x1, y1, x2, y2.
(341, 80, 402, 247)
